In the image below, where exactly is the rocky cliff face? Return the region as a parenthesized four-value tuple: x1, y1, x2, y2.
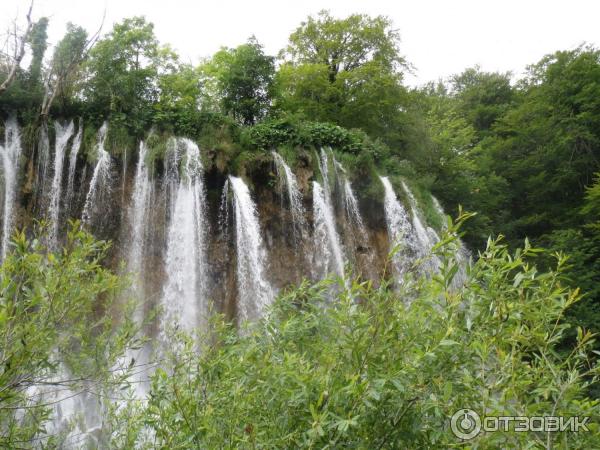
(4, 118, 448, 334)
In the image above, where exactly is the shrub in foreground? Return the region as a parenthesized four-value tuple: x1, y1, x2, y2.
(110, 218, 599, 449)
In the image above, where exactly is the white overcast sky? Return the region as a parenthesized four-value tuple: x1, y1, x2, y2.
(2, 0, 599, 86)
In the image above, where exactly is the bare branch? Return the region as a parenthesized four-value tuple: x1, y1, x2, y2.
(0, 0, 34, 95)
(40, 9, 105, 118)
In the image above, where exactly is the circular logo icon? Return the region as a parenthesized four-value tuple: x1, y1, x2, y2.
(451, 409, 481, 440)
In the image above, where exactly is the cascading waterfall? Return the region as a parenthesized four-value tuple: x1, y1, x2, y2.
(44, 370, 103, 449)
(312, 181, 345, 279)
(160, 138, 208, 334)
(318, 148, 333, 200)
(401, 181, 441, 273)
(228, 176, 273, 323)
(314, 148, 348, 279)
(127, 141, 153, 302)
(342, 178, 367, 237)
(319, 148, 370, 275)
(272, 151, 306, 244)
(119, 141, 154, 398)
(36, 122, 50, 206)
(65, 119, 83, 215)
(0, 114, 477, 446)
(0, 116, 22, 260)
(380, 176, 416, 278)
(82, 122, 111, 226)
(322, 148, 367, 236)
(48, 120, 75, 247)
(127, 141, 152, 302)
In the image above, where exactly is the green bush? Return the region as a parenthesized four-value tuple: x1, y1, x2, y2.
(109, 217, 600, 449)
(0, 223, 137, 448)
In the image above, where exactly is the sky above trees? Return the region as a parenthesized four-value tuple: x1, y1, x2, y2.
(2, 0, 599, 86)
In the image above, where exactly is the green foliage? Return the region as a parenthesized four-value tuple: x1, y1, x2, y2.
(282, 10, 406, 81)
(0, 223, 136, 448)
(46, 22, 88, 115)
(26, 17, 49, 89)
(419, 47, 600, 353)
(207, 37, 275, 125)
(109, 219, 599, 448)
(275, 11, 410, 148)
(83, 17, 175, 135)
(243, 116, 389, 160)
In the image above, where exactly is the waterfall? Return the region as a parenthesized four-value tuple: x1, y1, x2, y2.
(160, 138, 208, 334)
(36, 122, 50, 207)
(48, 120, 75, 247)
(321, 148, 367, 236)
(318, 148, 332, 200)
(45, 374, 103, 449)
(218, 177, 230, 238)
(272, 151, 306, 244)
(121, 148, 128, 208)
(0, 116, 22, 260)
(119, 142, 154, 398)
(228, 175, 273, 323)
(312, 181, 345, 279)
(380, 176, 416, 278)
(65, 119, 83, 215)
(127, 142, 153, 299)
(401, 181, 441, 272)
(82, 122, 111, 226)
(342, 178, 367, 238)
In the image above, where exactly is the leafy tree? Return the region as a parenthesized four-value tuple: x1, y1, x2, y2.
(0, 223, 136, 448)
(83, 17, 174, 134)
(275, 11, 409, 147)
(154, 63, 203, 131)
(26, 17, 49, 89)
(282, 10, 405, 83)
(450, 67, 514, 138)
(203, 38, 275, 125)
(41, 22, 89, 117)
(274, 62, 336, 122)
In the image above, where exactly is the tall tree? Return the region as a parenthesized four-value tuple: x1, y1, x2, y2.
(282, 10, 405, 83)
(83, 17, 172, 132)
(40, 22, 95, 117)
(26, 16, 48, 88)
(275, 11, 409, 147)
(202, 37, 274, 125)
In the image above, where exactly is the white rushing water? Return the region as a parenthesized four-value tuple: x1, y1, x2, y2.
(127, 141, 152, 296)
(318, 148, 332, 200)
(160, 138, 208, 334)
(36, 122, 50, 206)
(82, 122, 111, 226)
(120, 141, 154, 399)
(229, 175, 273, 323)
(342, 178, 367, 238)
(48, 120, 75, 247)
(380, 176, 416, 278)
(323, 147, 368, 240)
(65, 119, 83, 216)
(401, 181, 441, 272)
(0, 116, 22, 260)
(272, 151, 306, 244)
(312, 181, 345, 279)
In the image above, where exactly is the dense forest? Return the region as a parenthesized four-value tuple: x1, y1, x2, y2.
(1, 6, 599, 449)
